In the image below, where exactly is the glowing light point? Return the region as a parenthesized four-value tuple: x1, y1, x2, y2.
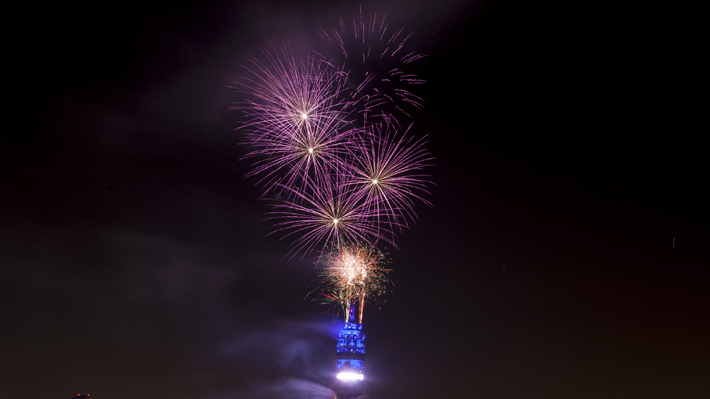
(372, 179, 378, 185)
(308, 147, 314, 154)
(337, 372, 364, 381)
(300, 112, 308, 120)
(333, 218, 339, 224)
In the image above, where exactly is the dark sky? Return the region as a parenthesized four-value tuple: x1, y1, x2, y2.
(2, 0, 708, 398)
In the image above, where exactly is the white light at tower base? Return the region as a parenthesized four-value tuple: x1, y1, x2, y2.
(337, 372, 364, 382)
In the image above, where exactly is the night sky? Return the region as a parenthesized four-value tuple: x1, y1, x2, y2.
(2, 1, 708, 398)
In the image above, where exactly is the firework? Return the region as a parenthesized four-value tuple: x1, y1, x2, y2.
(318, 242, 392, 323)
(243, 108, 359, 198)
(317, 6, 426, 124)
(266, 174, 403, 258)
(344, 119, 433, 238)
(231, 11, 433, 324)
(232, 45, 358, 197)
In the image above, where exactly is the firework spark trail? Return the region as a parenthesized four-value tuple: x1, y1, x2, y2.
(318, 10, 427, 125)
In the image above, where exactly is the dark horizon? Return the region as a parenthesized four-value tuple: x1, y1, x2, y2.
(3, 0, 708, 398)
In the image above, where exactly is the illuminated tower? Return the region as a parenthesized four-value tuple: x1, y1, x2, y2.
(333, 305, 365, 398)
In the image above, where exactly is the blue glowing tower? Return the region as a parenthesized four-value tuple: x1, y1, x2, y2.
(333, 305, 365, 398)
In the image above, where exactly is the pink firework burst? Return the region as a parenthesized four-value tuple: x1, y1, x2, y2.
(344, 119, 433, 237)
(266, 174, 402, 258)
(232, 45, 358, 197)
(244, 108, 360, 198)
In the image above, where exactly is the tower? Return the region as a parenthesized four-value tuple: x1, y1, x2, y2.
(333, 305, 365, 398)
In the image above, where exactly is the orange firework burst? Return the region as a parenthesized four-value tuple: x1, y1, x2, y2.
(318, 242, 392, 322)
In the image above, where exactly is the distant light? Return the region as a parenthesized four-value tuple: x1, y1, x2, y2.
(372, 179, 378, 185)
(300, 112, 308, 120)
(308, 147, 314, 154)
(333, 219, 339, 224)
(337, 372, 364, 381)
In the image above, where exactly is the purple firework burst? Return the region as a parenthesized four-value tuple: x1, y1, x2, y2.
(232, 45, 358, 197)
(344, 119, 433, 238)
(267, 173, 402, 258)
